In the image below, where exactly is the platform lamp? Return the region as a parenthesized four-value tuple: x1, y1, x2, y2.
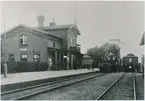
(2, 1, 8, 77)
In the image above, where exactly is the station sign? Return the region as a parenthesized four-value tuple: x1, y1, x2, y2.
(63, 56, 67, 58)
(20, 48, 27, 51)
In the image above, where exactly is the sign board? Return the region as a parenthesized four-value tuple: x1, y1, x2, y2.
(129, 58, 132, 63)
(63, 56, 67, 58)
(20, 48, 27, 51)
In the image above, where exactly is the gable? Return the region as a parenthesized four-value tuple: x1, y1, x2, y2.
(40, 24, 81, 35)
(70, 28, 78, 37)
(1, 25, 45, 39)
(1, 24, 62, 41)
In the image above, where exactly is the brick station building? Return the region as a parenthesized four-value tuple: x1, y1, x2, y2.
(1, 16, 81, 70)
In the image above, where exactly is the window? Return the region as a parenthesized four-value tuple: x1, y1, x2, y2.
(52, 42, 56, 47)
(57, 52, 59, 62)
(73, 40, 75, 45)
(58, 43, 60, 48)
(33, 54, 40, 62)
(129, 58, 132, 63)
(70, 38, 73, 43)
(20, 35, 28, 46)
(8, 53, 15, 61)
(21, 54, 27, 61)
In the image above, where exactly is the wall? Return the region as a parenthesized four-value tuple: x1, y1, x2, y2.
(44, 28, 78, 50)
(44, 29, 68, 50)
(67, 29, 77, 50)
(20, 30, 48, 62)
(1, 27, 61, 63)
(1, 32, 20, 61)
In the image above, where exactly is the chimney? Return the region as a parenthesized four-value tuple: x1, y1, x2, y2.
(37, 15, 45, 28)
(49, 18, 56, 26)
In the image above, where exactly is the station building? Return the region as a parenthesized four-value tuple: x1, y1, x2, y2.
(140, 32, 144, 75)
(1, 16, 81, 70)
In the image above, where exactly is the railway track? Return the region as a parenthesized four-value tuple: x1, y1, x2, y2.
(1, 72, 105, 100)
(133, 72, 136, 100)
(95, 73, 137, 100)
(135, 73, 144, 100)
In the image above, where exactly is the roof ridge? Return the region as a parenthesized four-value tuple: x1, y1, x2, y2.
(1, 24, 62, 39)
(32, 27, 62, 39)
(40, 24, 74, 28)
(34, 24, 80, 35)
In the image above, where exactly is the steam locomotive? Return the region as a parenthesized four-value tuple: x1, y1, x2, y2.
(99, 52, 119, 73)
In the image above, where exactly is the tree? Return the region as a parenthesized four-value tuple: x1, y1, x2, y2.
(87, 43, 120, 63)
(87, 48, 94, 58)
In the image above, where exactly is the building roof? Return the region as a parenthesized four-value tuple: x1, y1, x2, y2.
(1, 24, 62, 40)
(42, 24, 74, 30)
(36, 24, 81, 35)
(140, 32, 144, 45)
(123, 53, 138, 58)
(1, 23, 81, 40)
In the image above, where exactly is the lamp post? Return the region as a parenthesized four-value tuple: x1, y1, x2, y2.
(2, 1, 7, 77)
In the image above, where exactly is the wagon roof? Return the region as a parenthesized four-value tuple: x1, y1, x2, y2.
(82, 55, 92, 59)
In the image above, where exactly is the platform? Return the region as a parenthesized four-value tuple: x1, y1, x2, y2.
(1, 68, 99, 92)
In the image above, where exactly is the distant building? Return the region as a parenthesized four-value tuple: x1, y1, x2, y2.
(140, 32, 144, 45)
(140, 32, 144, 74)
(1, 16, 81, 70)
(82, 54, 93, 65)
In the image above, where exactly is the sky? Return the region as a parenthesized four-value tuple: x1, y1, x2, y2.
(0, 1, 144, 62)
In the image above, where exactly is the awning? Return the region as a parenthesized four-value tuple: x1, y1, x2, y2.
(140, 33, 144, 45)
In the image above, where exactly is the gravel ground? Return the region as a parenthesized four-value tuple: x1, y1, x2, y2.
(135, 73, 144, 100)
(1, 73, 101, 100)
(100, 73, 134, 100)
(26, 73, 123, 100)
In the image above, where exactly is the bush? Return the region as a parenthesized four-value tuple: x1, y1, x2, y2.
(50, 65, 57, 70)
(16, 62, 37, 72)
(39, 63, 49, 71)
(1, 61, 18, 74)
(1, 61, 49, 73)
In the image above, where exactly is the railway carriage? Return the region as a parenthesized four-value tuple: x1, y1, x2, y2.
(123, 54, 138, 72)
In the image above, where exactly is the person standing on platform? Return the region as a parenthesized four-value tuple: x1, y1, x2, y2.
(92, 60, 94, 70)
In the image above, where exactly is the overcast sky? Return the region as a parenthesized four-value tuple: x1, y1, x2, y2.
(1, 1, 144, 62)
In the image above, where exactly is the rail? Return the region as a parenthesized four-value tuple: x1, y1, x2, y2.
(95, 73, 125, 100)
(132, 72, 136, 100)
(1, 73, 106, 100)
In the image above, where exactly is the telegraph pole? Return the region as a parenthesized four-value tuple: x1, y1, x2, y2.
(2, 1, 7, 77)
(74, 2, 77, 25)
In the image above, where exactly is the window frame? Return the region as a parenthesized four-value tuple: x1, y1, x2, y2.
(70, 38, 73, 43)
(52, 42, 55, 47)
(8, 53, 15, 61)
(33, 54, 40, 62)
(20, 35, 28, 46)
(21, 54, 27, 62)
